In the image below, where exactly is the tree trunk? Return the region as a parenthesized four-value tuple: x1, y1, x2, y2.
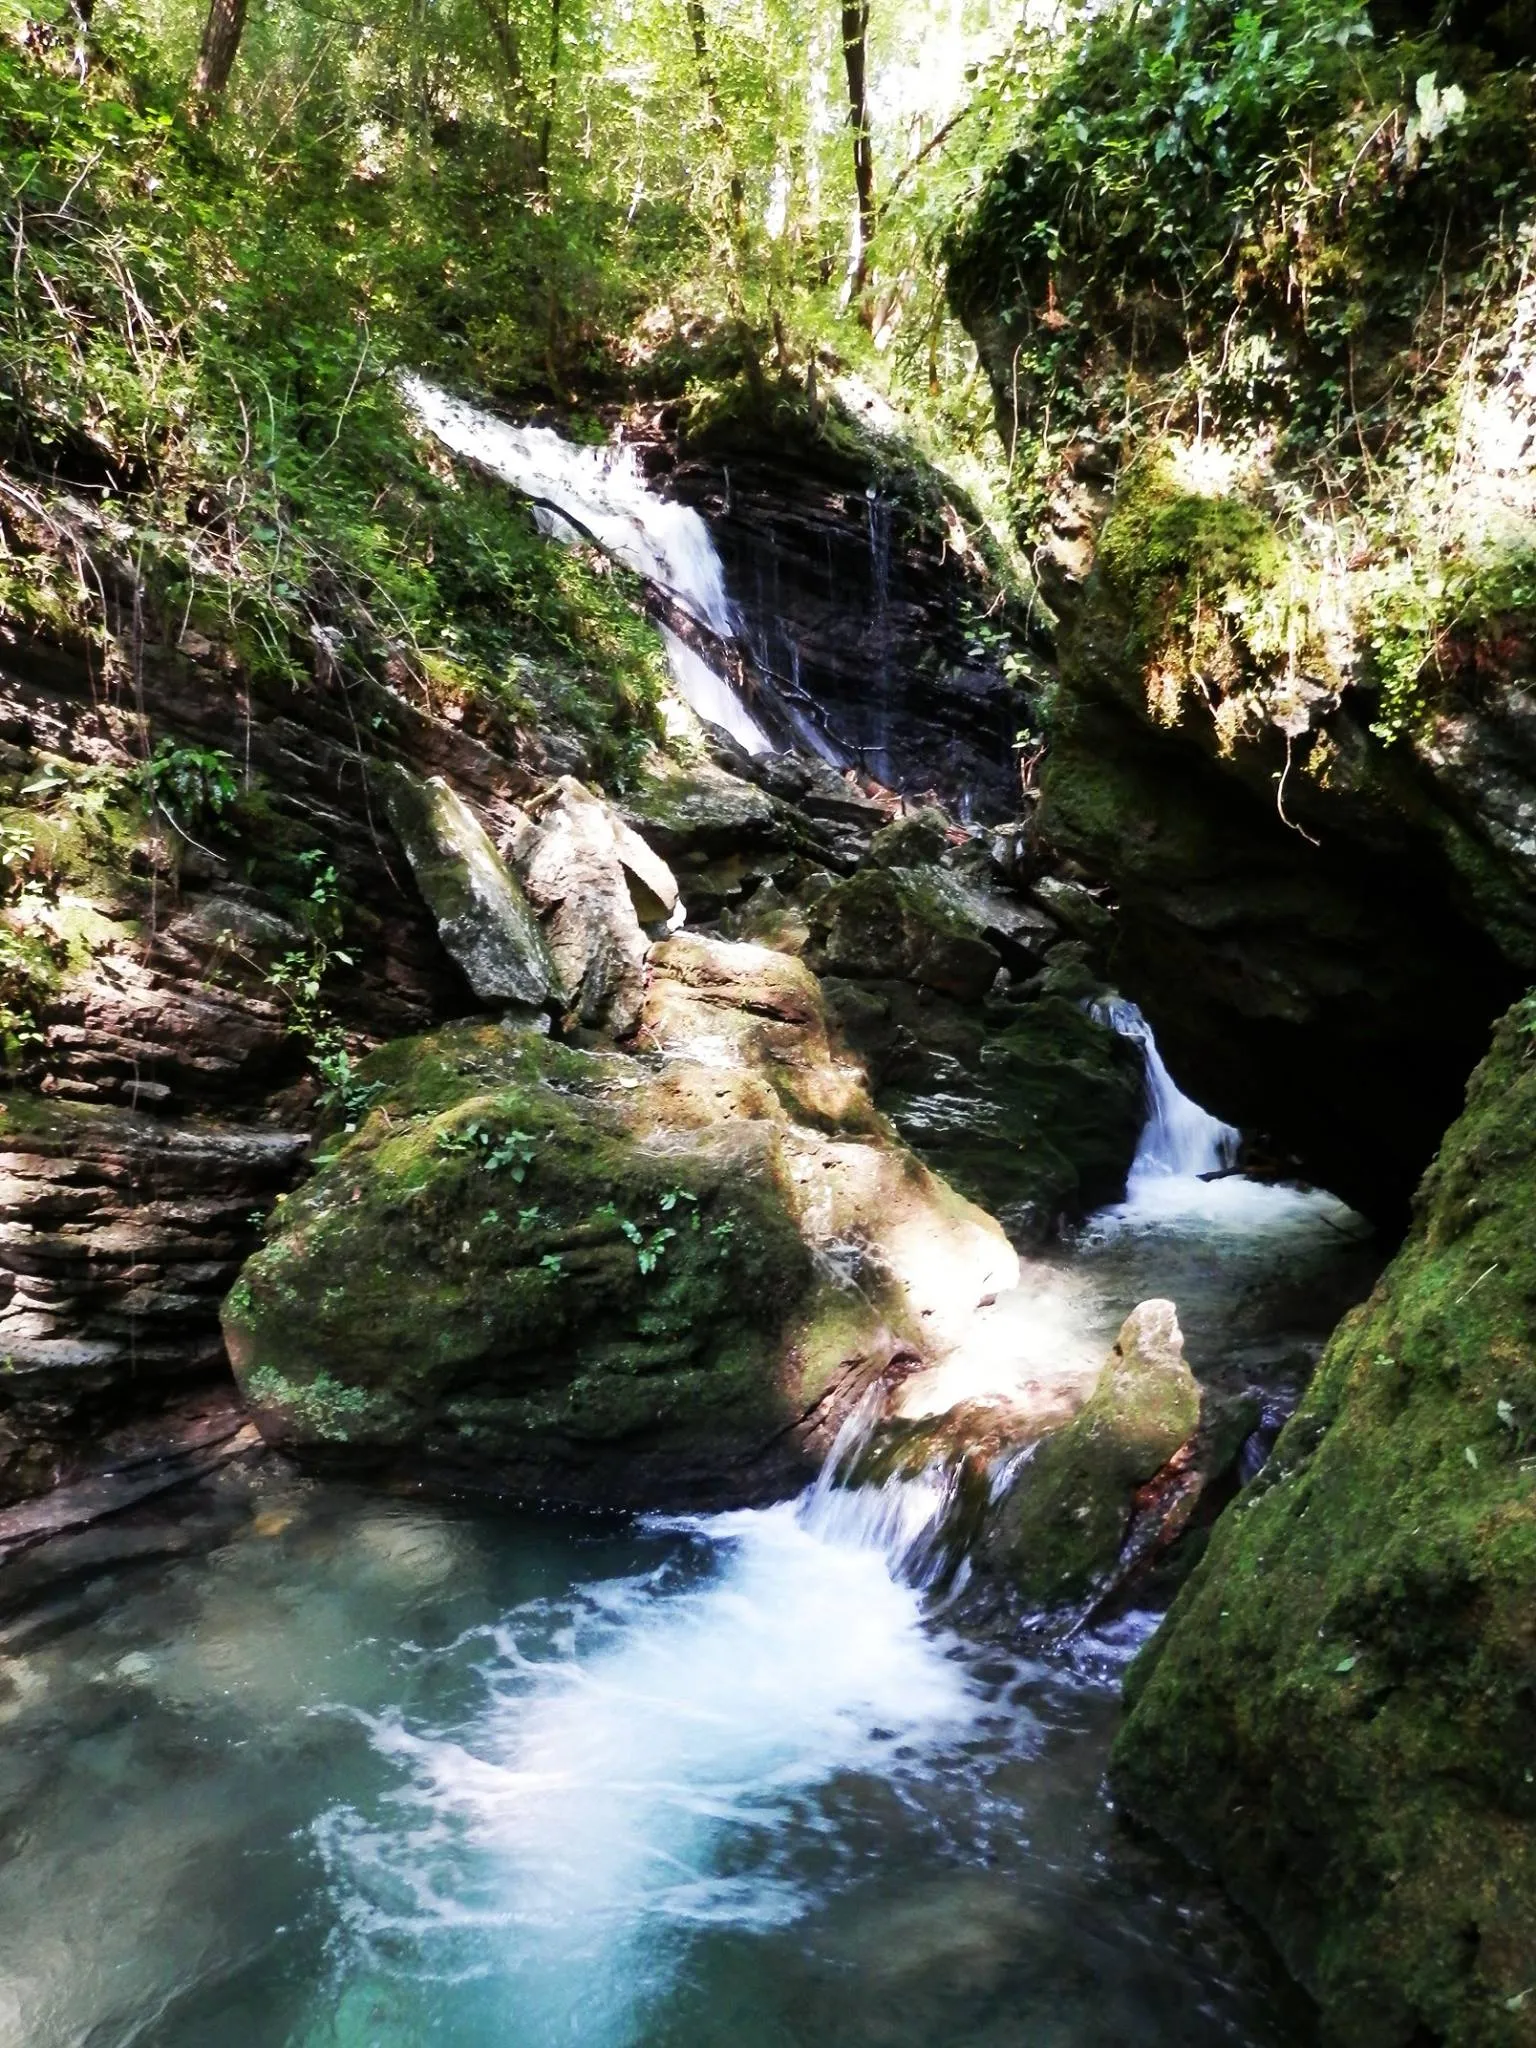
(191, 0, 251, 108)
(538, 0, 562, 190)
(841, 0, 875, 301)
(476, 0, 524, 99)
(685, 0, 743, 227)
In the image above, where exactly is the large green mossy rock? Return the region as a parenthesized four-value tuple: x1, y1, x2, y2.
(1111, 1001, 1536, 2048)
(981, 1298, 1199, 1610)
(810, 866, 1002, 1001)
(224, 958, 1015, 1506)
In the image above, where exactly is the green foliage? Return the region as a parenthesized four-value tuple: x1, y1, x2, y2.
(0, 9, 670, 778)
(144, 740, 239, 835)
(948, 0, 1536, 490)
(943, 0, 1536, 760)
(434, 1119, 539, 1179)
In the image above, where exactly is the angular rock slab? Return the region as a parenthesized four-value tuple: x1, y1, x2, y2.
(378, 764, 553, 1008)
(508, 777, 678, 1036)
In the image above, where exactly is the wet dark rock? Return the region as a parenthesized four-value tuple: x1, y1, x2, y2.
(652, 418, 1035, 819)
(821, 979, 1142, 1232)
(1038, 680, 1523, 1222)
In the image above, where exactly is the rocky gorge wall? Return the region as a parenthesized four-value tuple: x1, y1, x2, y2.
(0, 398, 1141, 1515)
(946, 8, 1536, 2037)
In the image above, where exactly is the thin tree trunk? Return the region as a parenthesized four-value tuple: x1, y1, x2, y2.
(685, 0, 743, 227)
(191, 0, 251, 108)
(841, 0, 875, 300)
(67, 0, 93, 78)
(538, 0, 562, 190)
(475, 0, 524, 99)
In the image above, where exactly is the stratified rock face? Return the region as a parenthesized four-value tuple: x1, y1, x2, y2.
(0, 1097, 305, 1502)
(1111, 1002, 1536, 2048)
(223, 940, 1016, 1508)
(980, 1299, 1200, 1610)
(649, 416, 1033, 818)
(378, 765, 553, 1009)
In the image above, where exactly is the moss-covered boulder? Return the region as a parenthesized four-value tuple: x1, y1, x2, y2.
(1110, 1001, 1536, 2047)
(810, 865, 1002, 1000)
(223, 947, 1016, 1506)
(824, 979, 1143, 1233)
(978, 1298, 1199, 1610)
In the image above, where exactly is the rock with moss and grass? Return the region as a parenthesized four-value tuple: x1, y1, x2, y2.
(970, 1298, 1200, 1614)
(1110, 998, 1536, 2048)
(222, 938, 1016, 1508)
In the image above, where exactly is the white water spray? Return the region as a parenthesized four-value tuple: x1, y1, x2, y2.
(327, 1467, 980, 2044)
(400, 375, 773, 754)
(1094, 996, 1240, 1188)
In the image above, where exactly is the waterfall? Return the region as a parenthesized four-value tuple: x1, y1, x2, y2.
(400, 375, 772, 754)
(865, 487, 894, 783)
(1094, 996, 1241, 1188)
(795, 1391, 957, 1593)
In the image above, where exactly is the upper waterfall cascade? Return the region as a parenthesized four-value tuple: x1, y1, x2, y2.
(401, 375, 774, 757)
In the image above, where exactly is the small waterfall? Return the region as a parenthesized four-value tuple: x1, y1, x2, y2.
(659, 630, 773, 756)
(1094, 996, 1241, 1187)
(400, 375, 770, 752)
(796, 1392, 956, 1592)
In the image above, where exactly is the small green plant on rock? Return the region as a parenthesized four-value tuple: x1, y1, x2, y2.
(143, 740, 239, 843)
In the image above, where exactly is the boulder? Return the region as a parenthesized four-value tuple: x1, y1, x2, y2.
(1111, 1000, 1536, 2048)
(868, 807, 953, 869)
(822, 981, 1143, 1232)
(506, 777, 678, 1035)
(810, 866, 1002, 1001)
(223, 956, 1016, 1506)
(378, 765, 553, 1009)
(978, 1299, 1199, 1609)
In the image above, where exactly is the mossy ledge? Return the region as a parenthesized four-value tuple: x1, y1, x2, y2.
(1110, 998, 1536, 2048)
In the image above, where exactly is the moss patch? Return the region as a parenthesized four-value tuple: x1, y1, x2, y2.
(225, 1016, 993, 1505)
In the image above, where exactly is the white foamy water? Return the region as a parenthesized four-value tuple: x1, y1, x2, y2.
(401, 374, 774, 753)
(1094, 996, 1240, 1189)
(321, 1490, 983, 2043)
(661, 627, 773, 755)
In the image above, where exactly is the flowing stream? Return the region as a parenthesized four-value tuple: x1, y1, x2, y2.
(0, 1012, 1373, 2048)
(0, 404, 1373, 2046)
